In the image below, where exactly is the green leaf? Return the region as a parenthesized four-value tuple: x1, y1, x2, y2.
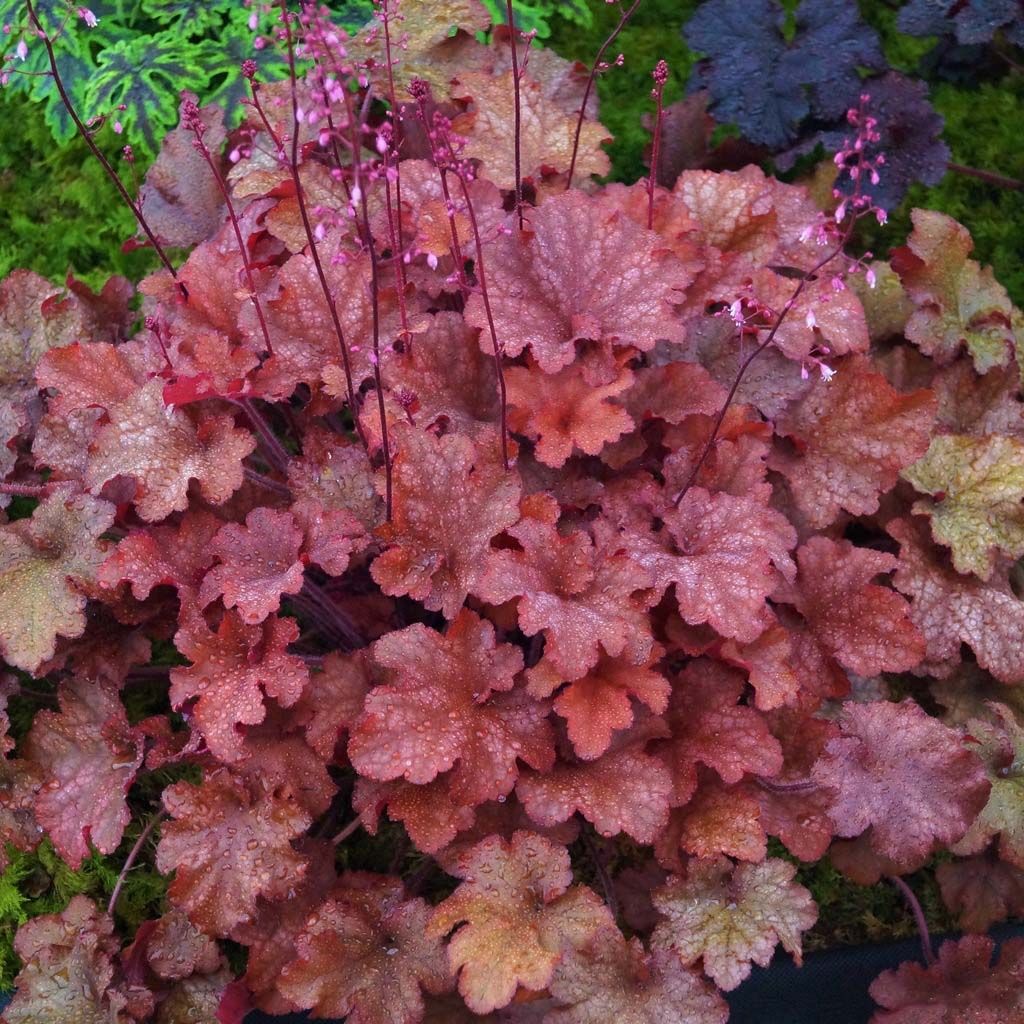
(200, 12, 290, 124)
(482, 0, 593, 38)
(139, 0, 236, 32)
(82, 33, 212, 151)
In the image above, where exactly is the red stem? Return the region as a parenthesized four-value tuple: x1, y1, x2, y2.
(505, 0, 524, 228)
(331, 813, 365, 845)
(648, 66, 667, 230)
(232, 398, 290, 473)
(24, 0, 187, 299)
(947, 161, 1023, 190)
(191, 137, 274, 357)
(565, 0, 643, 188)
(452, 172, 510, 470)
(890, 875, 936, 967)
(0, 481, 53, 498)
(108, 811, 166, 916)
(380, 0, 410, 297)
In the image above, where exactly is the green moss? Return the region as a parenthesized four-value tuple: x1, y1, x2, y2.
(546, 0, 698, 184)
(0, 834, 168, 991)
(0, 91, 161, 290)
(858, 0, 937, 73)
(766, 840, 957, 953)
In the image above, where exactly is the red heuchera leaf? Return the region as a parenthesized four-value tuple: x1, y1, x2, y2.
(36, 341, 255, 521)
(5, 896, 130, 1024)
(888, 516, 1024, 684)
(619, 361, 728, 426)
(659, 660, 783, 805)
(170, 611, 308, 763)
(428, 831, 614, 1014)
(774, 538, 925, 677)
(234, 720, 337, 817)
(156, 773, 311, 937)
(869, 935, 1024, 1022)
(369, 312, 500, 443)
(751, 710, 839, 862)
(371, 425, 520, 619)
(86, 381, 255, 522)
(293, 650, 374, 761)
(650, 487, 796, 644)
(951, 703, 1024, 868)
(505, 355, 634, 468)
(465, 191, 689, 374)
(348, 610, 553, 806)
(233, 839, 337, 1014)
(23, 677, 143, 869)
(770, 356, 936, 528)
(353, 776, 477, 855)
(937, 855, 1024, 933)
(0, 487, 115, 673)
(530, 652, 670, 760)
(811, 700, 990, 866)
(277, 873, 453, 1024)
(718, 621, 802, 711)
(477, 494, 656, 679)
(546, 926, 729, 1024)
(516, 740, 673, 843)
(659, 774, 767, 866)
(891, 208, 1018, 373)
(651, 856, 817, 991)
(160, 970, 237, 1024)
(146, 908, 223, 980)
(199, 507, 305, 624)
(98, 509, 221, 607)
(745, 267, 870, 363)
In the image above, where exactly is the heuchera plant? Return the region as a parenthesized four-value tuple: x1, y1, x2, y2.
(0, 0, 1023, 1020)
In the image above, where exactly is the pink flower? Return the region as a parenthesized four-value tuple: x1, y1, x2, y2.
(15, 39, 27, 61)
(77, 7, 98, 27)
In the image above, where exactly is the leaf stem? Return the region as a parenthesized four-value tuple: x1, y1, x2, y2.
(890, 875, 936, 967)
(108, 810, 166, 917)
(947, 161, 1023, 190)
(331, 813, 365, 845)
(232, 398, 290, 473)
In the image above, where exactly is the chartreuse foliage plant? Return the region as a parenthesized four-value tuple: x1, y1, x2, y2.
(1, 0, 1024, 1021)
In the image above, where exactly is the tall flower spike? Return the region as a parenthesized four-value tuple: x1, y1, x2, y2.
(181, 95, 274, 357)
(673, 93, 882, 507)
(248, 8, 367, 450)
(375, 0, 411, 327)
(648, 58, 669, 229)
(566, 0, 643, 188)
(411, 82, 510, 469)
(335, 44, 394, 518)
